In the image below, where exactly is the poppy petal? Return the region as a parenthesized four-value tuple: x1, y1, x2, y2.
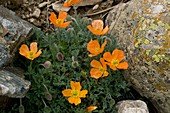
(92, 20, 103, 31)
(49, 12, 57, 24)
(98, 41, 107, 53)
(90, 60, 102, 68)
(62, 89, 72, 97)
(87, 40, 100, 54)
(30, 42, 38, 53)
(34, 49, 42, 59)
(106, 62, 117, 70)
(101, 25, 109, 35)
(103, 52, 112, 62)
(102, 71, 109, 77)
(73, 97, 81, 105)
(86, 106, 97, 112)
(68, 97, 81, 105)
(87, 25, 94, 33)
(112, 49, 124, 62)
(68, 96, 75, 104)
(70, 81, 82, 90)
(19, 44, 29, 57)
(88, 53, 98, 57)
(58, 21, 71, 28)
(91, 30, 102, 36)
(87, 25, 102, 35)
(117, 62, 128, 69)
(79, 90, 88, 98)
(71, 0, 81, 4)
(90, 68, 103, 79)
(58, 11, 67, 21)
(63, 0, 80, 7)
(100, 58, 107, 70)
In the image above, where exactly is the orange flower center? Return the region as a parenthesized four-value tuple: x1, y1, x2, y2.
(111, 59, 119, 66)
(71, 90, 79, 97)
(56, 19, 63, 24)
(28, 51, 34, 60)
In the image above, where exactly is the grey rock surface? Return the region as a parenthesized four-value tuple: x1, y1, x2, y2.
(106, 0, 170, 113)
(116, 100, 149, 113)
(0, 5, 34, 67)
(0, 69, 31, 98)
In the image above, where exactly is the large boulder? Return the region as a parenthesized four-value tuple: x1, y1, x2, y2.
(0, 5, 33, 110)
(0, 5, 34, 67)
(106, 0, 170, 113)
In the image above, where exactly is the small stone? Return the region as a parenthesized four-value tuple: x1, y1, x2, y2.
(76, 0, 102, 6)
(116, 100, 149, 113)
(38, 1, 51, 8)
(52, 3, 71, 12)
(92, 4, 99, 10)
(32, 8, 41, 18)
(29, 18, 35, 23)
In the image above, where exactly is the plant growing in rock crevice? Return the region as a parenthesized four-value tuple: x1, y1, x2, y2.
(11, 14, 130, 113)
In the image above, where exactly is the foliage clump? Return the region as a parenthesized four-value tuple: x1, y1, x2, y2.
(11, 16, 130, 113)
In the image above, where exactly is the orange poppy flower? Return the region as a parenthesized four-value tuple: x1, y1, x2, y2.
(86, 106, 97, 112)
(87, 20, 109, 36)
(87, 40, 107, 57)
(90, 58, 109, 79)
(49, 12, 71, 28)
(62, 81, 88, 105)
(19, 42, 42, 60)
(103, 49, 128, 70)
(63, 0, 81, 7)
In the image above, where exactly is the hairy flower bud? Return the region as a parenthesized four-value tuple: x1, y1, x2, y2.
(19, 105, 25, 113)
(45, 92, 52, 101)
(56, 52, 64, 61)
(71, 61, 79, 68)
(105, 37, 112, 45)
(40, 61, 51, 69)
(67, 27, 75, 32)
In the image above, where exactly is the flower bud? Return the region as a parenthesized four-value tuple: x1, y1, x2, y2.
(56, 52, 64, 61)
(86, 106, 97, 112)
(105, 37, 112, 45)
(19, 105, 25, 113)
(71, 61, 79, 68)
(67, 27, 75, 32)
(41, 61, 51, 69)
(45, 92, 52, 101)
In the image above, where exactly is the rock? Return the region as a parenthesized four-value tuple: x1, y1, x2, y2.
(92, 4, 99, 10)
(38, 1, 51, 8)
(0, 43, 9, 68)
(0, 0, 25, 9)
(116, 100, 149, 113)
(0, 69, 30, 98)
(31, 8, 41, 18)
(0, 5, 34, 67)
(52, 3, 71, 12)
(106, 0, 170, 113)
(0, 6, 32, 110)
(76, 0, 103, 7)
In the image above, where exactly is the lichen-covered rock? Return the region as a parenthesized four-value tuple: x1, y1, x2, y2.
(106, 0, 170, 113)
(0, 70, 31, 98)
(116, 100, 149, 113)
(0, 5, 34, 67)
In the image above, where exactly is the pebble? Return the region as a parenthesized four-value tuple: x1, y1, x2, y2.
(32, 8, 41, 18)
(38, 2, 51, 8)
